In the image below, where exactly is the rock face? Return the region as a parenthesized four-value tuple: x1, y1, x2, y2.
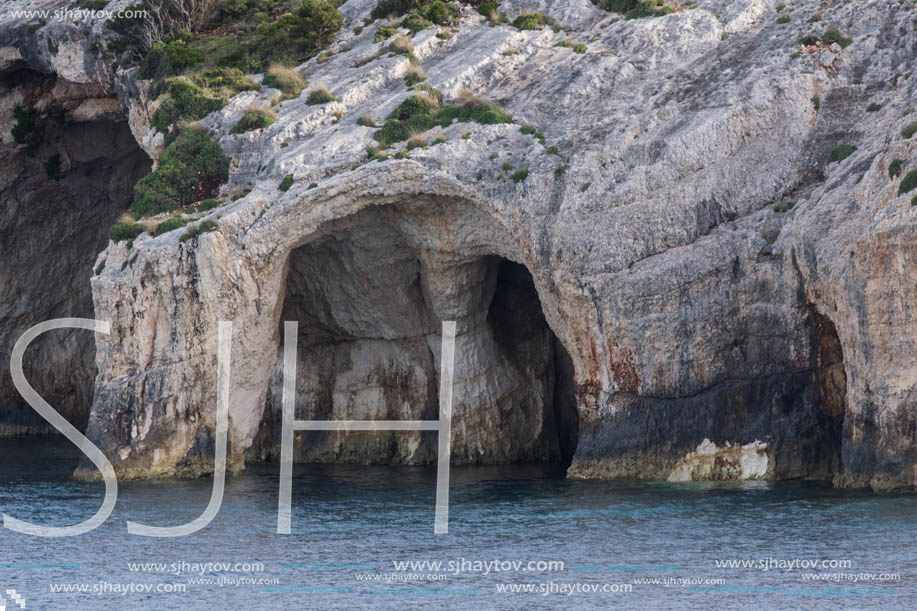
(1, 1, 916, 491)
(0, 60, 150, 434)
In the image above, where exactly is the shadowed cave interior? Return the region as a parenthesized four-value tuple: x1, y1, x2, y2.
(247, 203, 579, 467)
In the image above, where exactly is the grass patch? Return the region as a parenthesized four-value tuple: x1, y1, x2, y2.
(828, 143, 856, 164)
(372, 88, 512, 147)
(573, 43, 588, 54)
(231, 107, 276, 134)
(389, 34, 414, 55)
(404, 62, 426, 87)
(357, 114, 378, 127)
(129, 127, 229, 218)
(262, 64, 307, 98)
(305, 84, 338, 104)
(902, 122, 917, 139)
(151, 69, 259, 134)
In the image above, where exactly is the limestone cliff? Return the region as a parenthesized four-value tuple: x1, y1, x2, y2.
(1, 0, 915, 491)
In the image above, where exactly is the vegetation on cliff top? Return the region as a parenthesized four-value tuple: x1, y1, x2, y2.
(129, 127, 229, 218)
(108, 1, 343, 135)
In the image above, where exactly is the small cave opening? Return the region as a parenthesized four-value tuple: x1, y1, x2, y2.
(247, 203, 579, 468)
(808, 310, 847, 479)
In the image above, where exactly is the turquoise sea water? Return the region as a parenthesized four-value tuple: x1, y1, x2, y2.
(0, 437, 915, 610)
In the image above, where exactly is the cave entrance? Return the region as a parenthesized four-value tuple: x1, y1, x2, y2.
(809, 310, 846, 479)
(249, 202, 578, 468)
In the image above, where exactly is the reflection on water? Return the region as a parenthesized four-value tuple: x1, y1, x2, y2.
(0, 437, 915, 610)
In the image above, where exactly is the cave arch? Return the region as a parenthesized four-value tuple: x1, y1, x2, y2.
(245, 197, 579, 468)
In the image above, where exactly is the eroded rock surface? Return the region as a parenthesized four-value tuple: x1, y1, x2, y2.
(1, 1, 916, 491)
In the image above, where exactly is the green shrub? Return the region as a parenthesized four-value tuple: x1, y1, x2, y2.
(777, 14, 790, 24)
(109, 223, 145, 242)
(866, 102, 882, 113)
(357, 114, 377, 127)
(520, 125, 536, 135)
(477, 2, 501, 17)
(828, 143, 856, 163)
(12, 105, 40, 154)
(889, 159, 905, 179)
(594, 0, 673, 19)
(371, 0, 420, 19)
(773, 203, 789, 213)
(372, 1, 456, 24)
(899, 170, 917, 196)
(511, 169, 529, 183)
(902, 122, 917, 139)
(198, 220, 218, 233)
(547, 145, 559, 155)
(501, 161, 513, 171)
(252, 1, 343, 66)
(231, 108, 275, 133)
(129, 128, 229, 218)
(308, 182, 318, 189)
(43, 154, 63, 180)
(799, 34, 820, 46)
(573, 43, 588, 54)
(155, 216, 190, 236)
(401, 12, 433, 33)
(912, 194, 917, 207)
(95, 260, 105, 275)
(554, 165, 566, 177)
(305, 84, 338, 104)
(197, 198, 222, 212)
(822, 27, 852, 48)
(374, 25, 398, 42)
(139, 39, 204, 80)
(512, 13, 548, 30)
(279, 174, 294, 192)
(811, 95, 820, 110)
